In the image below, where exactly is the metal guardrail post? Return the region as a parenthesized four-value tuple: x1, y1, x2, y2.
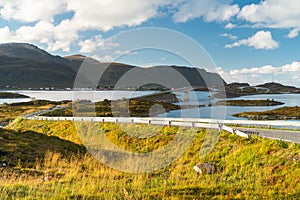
(232, 128, 236, 135)
(218, 123, 223, 132)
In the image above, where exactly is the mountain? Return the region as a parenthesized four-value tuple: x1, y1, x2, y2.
(218, 81, 300, 98)
(0, 43, 226, 89)
(66, 55, 225, 89)
(256, 82, 300, 93)
(0, 43, 76, 88)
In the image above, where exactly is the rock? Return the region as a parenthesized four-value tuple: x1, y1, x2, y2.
(193, 163, 216, 174)
(43, 171, 53, 181)
(1, 161, 7, 167)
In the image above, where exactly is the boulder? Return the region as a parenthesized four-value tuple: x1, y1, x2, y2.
(193, 163, 216, 174)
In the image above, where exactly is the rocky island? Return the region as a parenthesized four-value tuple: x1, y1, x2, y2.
(0, 92, 29, 99)
(233, 106, 300, 120)
(215, 99, 284, 106)
(215, 82, 300, 98)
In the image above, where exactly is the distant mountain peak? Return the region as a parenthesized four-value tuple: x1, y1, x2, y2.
(0, 42, 38, 48)
(64, 54, 86, 60)
(0, 42, 226, 89)
(0, 42, 51, 60)
(0, 42, 45, 54)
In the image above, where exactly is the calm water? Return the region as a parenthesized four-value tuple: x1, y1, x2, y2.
(0, 98, 31, 105)
(1, 90, 299, 120)
(162, 92, 300, 120)
(2, 90, 156, 102)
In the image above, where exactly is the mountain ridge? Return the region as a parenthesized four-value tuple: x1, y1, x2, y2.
(0, 43, 225, 90)
(1, 43, 298, 92)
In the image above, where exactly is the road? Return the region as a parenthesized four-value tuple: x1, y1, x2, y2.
(19, 102, 300, 143)
(23, 105, 69, 118)
(236, 127, 300, 143)
(239, 86, 270, 93)
(25, 115, 300, 142)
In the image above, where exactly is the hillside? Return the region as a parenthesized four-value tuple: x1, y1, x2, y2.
(218, 82, 300, 98)
(0, 43, 77, 89)
(1, 119, 299, 199)
(0, 92, 29, 99)
(66, 54, 225, 89)
(233, 106, 300, 120)
(0, 100, 70, 126)
(0, 43, 225, 90)
(215, 99, 284, 106)
(257, 82, 300, 93)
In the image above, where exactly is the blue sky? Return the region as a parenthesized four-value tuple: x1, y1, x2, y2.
(0, 0, 299, 86)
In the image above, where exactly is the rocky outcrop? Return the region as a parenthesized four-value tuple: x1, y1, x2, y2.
(193, 163, 216, 174)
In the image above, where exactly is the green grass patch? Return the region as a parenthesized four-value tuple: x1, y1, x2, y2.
(0, 119, 299, 199)
(233, 106, 300, 120)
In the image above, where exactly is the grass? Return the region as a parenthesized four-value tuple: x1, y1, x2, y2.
(44, 98, 180, 118)
(0, 127, 85, 167)
(0, 100, 71, 126)
(233, 106, 300, 120)
(0, 92, 29, 99)
(215, 99, 284, 106)
(0, 119, 299, 199)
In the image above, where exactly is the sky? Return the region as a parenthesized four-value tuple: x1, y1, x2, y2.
(0, 0, 300, 87)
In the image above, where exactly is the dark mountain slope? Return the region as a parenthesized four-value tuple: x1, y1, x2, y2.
(0, 43, 226, 89)
(0, 43, 76, 88)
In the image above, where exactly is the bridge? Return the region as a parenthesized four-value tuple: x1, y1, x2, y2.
(137, 86, 215, 101)
(26, 115, 300, 143)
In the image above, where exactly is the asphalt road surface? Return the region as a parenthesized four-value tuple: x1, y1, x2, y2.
(236, 127, 300, 144)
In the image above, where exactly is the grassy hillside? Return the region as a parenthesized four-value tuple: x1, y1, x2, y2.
(0, 126, 85, 167)
(0, 119, 299, 199)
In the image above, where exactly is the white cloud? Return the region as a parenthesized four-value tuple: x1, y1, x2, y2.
(0, 26, 13, 41)
(225, 31, 279, 50)
(225, 22, 236, 29)
(287, 29, 299, 39)
(1, 0, 298, 53)
(65, 0, 181, 32)
(66, 0, 153, 31)
(91, 54, 114, 62)
(0, 0, 187, 52)
(281, 62, 300, 72)
(0, 0, 172, 27)
(217, 62, 300, 87)
(229, 65, 279, 75)
(238, 0, 300, 37)
(0, 0, 67, 22)
(0, 21, 78, 52)
(114, 50, 138, 56)
(78, 35, 119, 53)
(173, 0, 239, 23)
(218, 62, 300, 86)
(221, 33, 237, 40)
